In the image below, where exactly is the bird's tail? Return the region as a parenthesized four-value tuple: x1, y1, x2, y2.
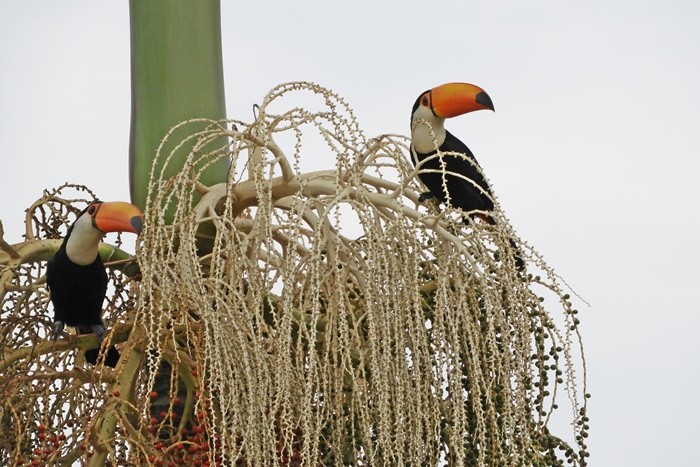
(508, 238, 525, 271)
(85, 345, 120, 368)
(78, 324, 120, 368)
(470, 213, 525, 271)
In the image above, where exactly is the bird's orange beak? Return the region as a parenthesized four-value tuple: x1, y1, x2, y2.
(429, 82, 495, 118)
(90, 201, 143, 235)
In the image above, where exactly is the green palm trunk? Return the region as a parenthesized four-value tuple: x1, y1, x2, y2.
(129, 0, 229, 214)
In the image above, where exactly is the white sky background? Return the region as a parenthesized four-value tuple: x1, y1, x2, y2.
(1, 1, 699, 465)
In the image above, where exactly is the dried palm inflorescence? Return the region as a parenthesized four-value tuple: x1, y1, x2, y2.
(0, 82, 589, 466)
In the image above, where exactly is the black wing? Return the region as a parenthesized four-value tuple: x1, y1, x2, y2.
(414, 130, 494, 214)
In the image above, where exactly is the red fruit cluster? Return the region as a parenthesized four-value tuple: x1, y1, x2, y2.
(143, 413, 223, 466)
(14, 424, 71, 466)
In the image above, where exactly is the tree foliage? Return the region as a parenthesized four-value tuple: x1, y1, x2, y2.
(0, 83, 589, 466)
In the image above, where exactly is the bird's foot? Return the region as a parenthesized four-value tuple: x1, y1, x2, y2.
(87, 324, 106, 344)
(52, 321, 65, 340)
(418, 192, 436, 203)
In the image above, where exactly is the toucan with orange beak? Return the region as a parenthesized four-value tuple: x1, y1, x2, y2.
(411, 82, 523, 269)
(46, 201, 143, 367)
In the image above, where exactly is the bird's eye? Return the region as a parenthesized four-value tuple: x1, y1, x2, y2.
(422, 95, 429, 106)
(87, 205, 97, 215)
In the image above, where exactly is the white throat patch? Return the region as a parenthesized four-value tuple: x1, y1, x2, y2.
(65, 213, 104, 266)
(411, 105, 446, 154)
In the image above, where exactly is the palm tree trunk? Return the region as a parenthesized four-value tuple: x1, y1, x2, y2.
(129, 0, 229, 213)
(127, 0, 228, 454)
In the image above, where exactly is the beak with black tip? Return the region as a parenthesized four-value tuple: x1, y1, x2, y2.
(428, 82, 494, 119)
(89, 201, 143, 235)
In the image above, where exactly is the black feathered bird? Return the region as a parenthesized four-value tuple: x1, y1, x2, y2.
(410, 82, 523, 269)
(46, 201, 143, 367)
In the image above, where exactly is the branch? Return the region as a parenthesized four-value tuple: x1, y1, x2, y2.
(90, 338, 145, 466)
(1, 239, 140, 300)
(0, 221, 20, 258)
(0, 322, 133, 372)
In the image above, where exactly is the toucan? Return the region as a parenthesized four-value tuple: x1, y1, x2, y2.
(410, 82, 523, 269)
(46, 201, 143, 367)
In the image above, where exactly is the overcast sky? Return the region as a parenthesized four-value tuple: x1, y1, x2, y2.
(2, 2, 699, 465)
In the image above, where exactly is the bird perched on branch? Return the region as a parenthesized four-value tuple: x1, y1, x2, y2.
(46, 201, 143, 367)
(410, 82, 523, 269)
